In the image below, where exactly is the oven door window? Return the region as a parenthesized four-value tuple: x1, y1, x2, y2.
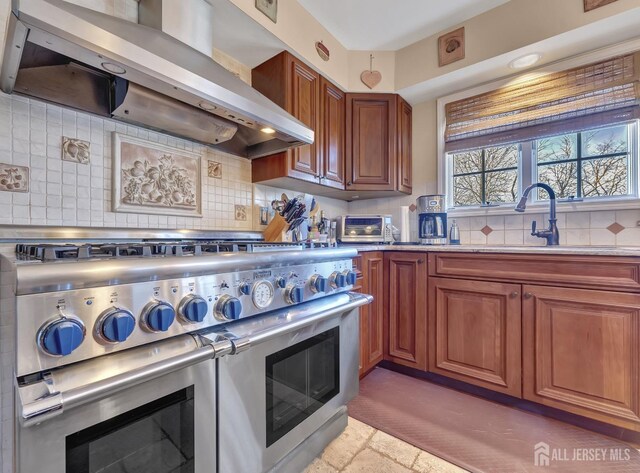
(266, 327, 340, 447)
(344, 217, 383, 237)
(66, 387, 194, 473)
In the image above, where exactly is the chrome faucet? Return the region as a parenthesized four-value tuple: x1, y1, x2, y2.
(514, 183, 560, 246)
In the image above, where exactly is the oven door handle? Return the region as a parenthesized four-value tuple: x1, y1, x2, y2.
(211, 292, 374, 354)
(19, 335, 232, 427)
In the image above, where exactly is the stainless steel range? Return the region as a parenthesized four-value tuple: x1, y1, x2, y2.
(0, 231, 371, 473)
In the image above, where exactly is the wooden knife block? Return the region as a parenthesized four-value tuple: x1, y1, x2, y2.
(263, 213, 290, 242)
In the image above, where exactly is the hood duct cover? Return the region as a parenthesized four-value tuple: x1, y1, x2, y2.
(0, 0, 314, 158)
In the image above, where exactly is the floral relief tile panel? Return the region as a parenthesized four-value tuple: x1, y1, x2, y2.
(62, 137, 90, 164)
(0, 163, 29, 192)
(113, 133, 202, 217)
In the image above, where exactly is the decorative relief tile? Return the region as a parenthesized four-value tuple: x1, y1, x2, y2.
(0, 163, 29, 192)
(234, 204, 247, 221)
(408, 203, 417, 212)
(480, 225, 493, 236)
(607, 222, 625, 235)
(62, 137, 90, 164)
(207, 160, 222, 179)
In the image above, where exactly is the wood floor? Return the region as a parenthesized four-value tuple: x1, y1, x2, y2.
(305, 417, 466, 473)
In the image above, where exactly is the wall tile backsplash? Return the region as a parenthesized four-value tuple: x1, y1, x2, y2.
(0, 92, 254, 230)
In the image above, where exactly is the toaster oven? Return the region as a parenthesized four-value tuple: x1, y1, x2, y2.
(336, 215, 394, 243)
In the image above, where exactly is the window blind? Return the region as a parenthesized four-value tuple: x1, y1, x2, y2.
(444, 52, 640, 153)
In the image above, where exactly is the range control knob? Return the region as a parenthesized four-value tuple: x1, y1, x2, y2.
(179, 295, 209, 323)
(100, 308, 136, 343)
(215, 295, 242, 321)
(329, 271, 347, 289)
(343, 270, 358, 286)
(39, 318, 85, 356)
(143, 302, 176, 332)
(284, 284, 304, 304)
(310, 274, 328, 293)
(239, 282, 252, 295)
(275, 277, 287, 289)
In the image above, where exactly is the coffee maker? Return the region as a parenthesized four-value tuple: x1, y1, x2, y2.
(417, 195, 447, 245)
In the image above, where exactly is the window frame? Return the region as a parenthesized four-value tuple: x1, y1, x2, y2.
(444, 121, 639, 214)
(437, 39, 640, 217)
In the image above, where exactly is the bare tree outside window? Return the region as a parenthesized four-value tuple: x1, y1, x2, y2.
(452, 145, 519, 207)
(536, 124, 629, 200)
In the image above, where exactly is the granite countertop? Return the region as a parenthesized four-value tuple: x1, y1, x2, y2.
(341, 244, 640, 257)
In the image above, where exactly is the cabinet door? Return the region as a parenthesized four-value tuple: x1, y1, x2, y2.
(288, 58, 320, 180)
(346, 94, 396, 191)
(429, 277, 522, 397)
(385, 252, 427, 370)
(359, 252, 384, 377)
(397, 97, 412, 194)
(319, 77, 345, 189)
(523, 285, 640, 431)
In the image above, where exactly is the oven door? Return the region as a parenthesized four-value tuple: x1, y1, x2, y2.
(216, 294, 363, 473)
(16, 337, 218, 473)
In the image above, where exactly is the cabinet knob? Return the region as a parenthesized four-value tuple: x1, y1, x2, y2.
(417, 259, 424, 264)
(524, 292, 533, 299)
(347, 181, 352, 186)
(510, 291, 520, 298)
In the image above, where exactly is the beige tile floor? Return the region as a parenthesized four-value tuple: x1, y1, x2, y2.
(304, 417, 469, 473)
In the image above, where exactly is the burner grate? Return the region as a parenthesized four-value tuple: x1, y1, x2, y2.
(15, 240, 317, 261)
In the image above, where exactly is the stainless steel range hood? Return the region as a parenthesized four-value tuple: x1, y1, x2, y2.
(0, 0, 313, 158)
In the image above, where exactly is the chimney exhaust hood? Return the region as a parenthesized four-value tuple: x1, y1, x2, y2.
(0, 0, 313, 158)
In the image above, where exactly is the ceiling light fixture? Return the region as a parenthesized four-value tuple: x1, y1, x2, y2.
(509, 53, 542, 69)
(260, 127, 276, 134)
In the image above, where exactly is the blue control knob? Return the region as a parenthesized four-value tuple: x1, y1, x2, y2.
(215, 295, 242, 321)
(101, 309, 135, 343)
(336, 273, 347, 288)
(345, 270, 357, 286)
(239, 282, 252, 295)
(179, 296, 208, 323)
(311, 275, 328, 293)
(286, 285, 304, 304)
(40, 319, 85, 356)
(275, 277, 287, 289)
(145, 302, 176, 332)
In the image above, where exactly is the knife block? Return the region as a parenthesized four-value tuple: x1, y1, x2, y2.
(263, 213, 291, 242)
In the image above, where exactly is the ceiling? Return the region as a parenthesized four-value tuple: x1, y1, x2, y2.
(297, 0, 511, 51)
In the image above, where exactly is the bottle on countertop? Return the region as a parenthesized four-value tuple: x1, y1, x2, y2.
(449, 219, 460, 245)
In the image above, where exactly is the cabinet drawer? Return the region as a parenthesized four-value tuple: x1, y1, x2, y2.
(428, 252, 640, 292)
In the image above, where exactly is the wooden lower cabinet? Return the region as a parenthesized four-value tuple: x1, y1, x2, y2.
(385, 252, 428, 371)
(359, 252, 384, 377)
(522, 285, 640, 431)
(428, 277, 522, 397)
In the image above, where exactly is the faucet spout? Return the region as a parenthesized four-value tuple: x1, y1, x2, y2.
(514, 183, 559, 246)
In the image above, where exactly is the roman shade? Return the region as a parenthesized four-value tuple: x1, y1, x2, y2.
(444, 52, 640, 152)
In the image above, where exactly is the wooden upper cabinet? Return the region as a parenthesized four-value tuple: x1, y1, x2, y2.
(359, 252, 385, 377)
(429, 277, 522, 397)
(523, 285, 640, 431)
(289, 59, 320, 179)
(251, 51, 322, 185)
(346, 93, 397, 191)
(319, 77, 345, 189)
(385, 252, 427, 371)
(397, 97, 412, 194)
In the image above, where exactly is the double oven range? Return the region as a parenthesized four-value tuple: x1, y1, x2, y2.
(0, 231, 371, 473)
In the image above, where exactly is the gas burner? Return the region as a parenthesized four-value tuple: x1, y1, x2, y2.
(15, 240, 318, 261)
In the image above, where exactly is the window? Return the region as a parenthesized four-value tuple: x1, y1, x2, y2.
(447, 122, 638, 209)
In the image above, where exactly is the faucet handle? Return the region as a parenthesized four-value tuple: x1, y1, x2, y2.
(531, 220, 537, 235)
